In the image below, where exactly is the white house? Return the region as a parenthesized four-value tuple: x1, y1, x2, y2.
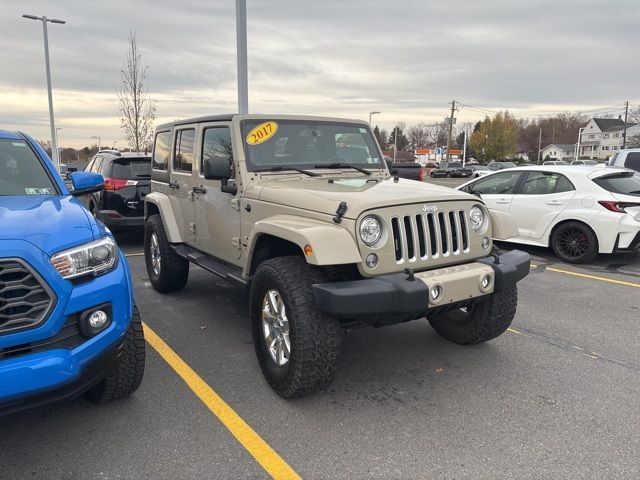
(541, 143, 575, 160)
(578, 117, 638, 160)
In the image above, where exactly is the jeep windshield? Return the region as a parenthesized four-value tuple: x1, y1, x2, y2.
(241, 120, 383, 173)
(0, 139, 57, 196)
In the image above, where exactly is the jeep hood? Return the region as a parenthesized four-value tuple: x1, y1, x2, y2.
(254, 176, 476, 218)
(0, 196, 97, 255)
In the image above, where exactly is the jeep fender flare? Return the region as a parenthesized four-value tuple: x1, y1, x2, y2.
(144, 192, 182, 243)
(246, 215, 362, 271)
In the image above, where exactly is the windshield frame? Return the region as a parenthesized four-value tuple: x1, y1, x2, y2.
(0, 138, 60, 197)
(240, 119, 385, 173)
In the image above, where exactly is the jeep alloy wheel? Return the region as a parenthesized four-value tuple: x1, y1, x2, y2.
(150, 233, 161, 276)
(261, 289, 290, 366)
(144, 214, 189, 293)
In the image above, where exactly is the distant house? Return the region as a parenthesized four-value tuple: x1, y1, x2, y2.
(578, 117, 638, 159)
(541, 143, 575, 160)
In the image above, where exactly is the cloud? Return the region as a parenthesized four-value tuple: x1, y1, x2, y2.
(1, 0, 638, 147)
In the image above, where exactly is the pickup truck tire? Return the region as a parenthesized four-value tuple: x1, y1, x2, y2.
(144, 214, 189, 292)
(428, 287, 517, 344)
(85, 307, 146, 403)
(250, 256, 342, 398)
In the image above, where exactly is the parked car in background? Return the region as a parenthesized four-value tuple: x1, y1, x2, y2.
(543, 160, 569, 165)
(384, 157, 424, 181)
(429, 161, 472, 178)
(468, 165, 491, 178)
(487, 161, 517, 171)
(571, 159, 599, 166)
(0, 130, 145, 415)
(84, 151, 151, 231)
(609, 148, 640, 173)
(457, 166, 640, 263)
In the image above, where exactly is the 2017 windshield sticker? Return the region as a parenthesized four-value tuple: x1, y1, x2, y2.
(246, 121, 278, 145)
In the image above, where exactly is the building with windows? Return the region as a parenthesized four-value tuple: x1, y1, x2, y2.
(541, 143, 575, 160)
(578, 117, 637, 159)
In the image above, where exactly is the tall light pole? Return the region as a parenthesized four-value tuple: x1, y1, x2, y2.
(23, 14, 66, 171)
(91, 136, 102, 152)
(462, 125, 468, 167)
(236, 0, 248, 114)
(537, 127, 542, 164)
(575, 127, 584, 161)
(369, 111, 380, 125)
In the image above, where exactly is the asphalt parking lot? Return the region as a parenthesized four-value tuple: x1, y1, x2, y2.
(1, 217, 639, 479)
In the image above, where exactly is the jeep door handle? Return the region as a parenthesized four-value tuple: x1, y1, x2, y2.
(169, 180, 179, 189)
(192, 186, 207, 195)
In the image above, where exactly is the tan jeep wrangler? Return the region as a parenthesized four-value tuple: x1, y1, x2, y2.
(144, 114, 530, 398)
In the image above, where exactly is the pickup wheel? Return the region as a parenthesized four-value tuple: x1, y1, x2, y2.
(428, 287, 518, 344)
(144, 214, 189, 292)
(250, 256, 342, 398)
(85, 306, 145, 403)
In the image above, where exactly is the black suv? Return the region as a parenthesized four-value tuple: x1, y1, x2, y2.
(84, 150, 151, 230)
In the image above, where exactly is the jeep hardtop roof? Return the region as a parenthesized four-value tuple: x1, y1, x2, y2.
(156, 114, 367, 131)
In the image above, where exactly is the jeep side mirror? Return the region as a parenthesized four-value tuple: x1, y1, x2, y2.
(203, 156, 232, 180)
(203, 156, 237, 195)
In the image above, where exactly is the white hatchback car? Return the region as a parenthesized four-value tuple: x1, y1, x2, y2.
(457, 166, 640, 263)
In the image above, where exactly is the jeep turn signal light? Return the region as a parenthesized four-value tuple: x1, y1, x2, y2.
(304, 244, 313, 256)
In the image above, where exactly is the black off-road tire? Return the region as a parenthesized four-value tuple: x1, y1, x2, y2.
(250, 256, 342, 398)
(144, 214, 189, 292)
(85, 307, 146, 403)
(428, 287, 518, 345)
(550, 221, 598, 264)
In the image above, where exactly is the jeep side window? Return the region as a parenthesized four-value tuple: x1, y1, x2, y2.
(153, 131, 171, 170)
(202, 127, 233, 174)
(174, 129, 195, 173)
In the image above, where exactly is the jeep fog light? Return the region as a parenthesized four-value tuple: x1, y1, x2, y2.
(480, 273, 493, 291)
(481, 236, 491, 250)
(430, 285, 443, 302)
(365, 253, 378, 268)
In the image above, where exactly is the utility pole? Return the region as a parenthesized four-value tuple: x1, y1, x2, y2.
(462, 125, 467, 167)
(23, 14, 66, 171)
(575, 127, 584, 161)
(446, 100, 457, 162)
(236, 0, 248, 114)
(537, 128, 542, 164)
(393, 126, 397, 162)
(622, 101, 629, 149)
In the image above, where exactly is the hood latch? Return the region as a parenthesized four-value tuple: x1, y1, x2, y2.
(333, 201, 348, 224)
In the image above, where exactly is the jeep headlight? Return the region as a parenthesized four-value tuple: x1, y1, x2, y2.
(360, 215, 382, 246)
(469, 205, 488, 234)
(51, 236, 118, 280)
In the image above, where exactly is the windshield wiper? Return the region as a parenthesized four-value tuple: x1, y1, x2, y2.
(259, 166, 320, 177)
(314, 162, 372, 176)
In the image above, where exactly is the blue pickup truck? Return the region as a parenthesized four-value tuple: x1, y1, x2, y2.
(0, 130, 145, 415)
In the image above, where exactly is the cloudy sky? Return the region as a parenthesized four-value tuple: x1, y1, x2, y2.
(2, 0, 639, 148)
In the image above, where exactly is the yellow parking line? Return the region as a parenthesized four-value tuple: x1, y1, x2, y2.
(531, 263, 640, 288)
(143, 322, 301, 480)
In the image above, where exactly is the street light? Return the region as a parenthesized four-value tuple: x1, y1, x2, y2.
(23, 14, 66, 171)
(369, 111, 381, 125)
(90, 136, 101, 151)
(575, 127, 585, 161)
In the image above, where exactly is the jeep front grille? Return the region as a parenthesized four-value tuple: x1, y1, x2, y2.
(0, 259, 55, 335)
(391, 210, 470, 263)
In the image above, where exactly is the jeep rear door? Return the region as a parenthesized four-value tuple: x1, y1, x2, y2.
(193, 123, 241, 261)
(170, 126, 197, 244)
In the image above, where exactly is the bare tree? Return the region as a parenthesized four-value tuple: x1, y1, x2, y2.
(118, 30, 156, 153)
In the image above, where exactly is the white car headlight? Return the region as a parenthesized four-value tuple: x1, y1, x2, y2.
(51, 236, 118, 280)
(360, 215, 382, 246)
(469, 205, 488, 234)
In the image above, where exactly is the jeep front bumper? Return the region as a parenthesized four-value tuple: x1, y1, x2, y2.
(312, 250, 530, 325)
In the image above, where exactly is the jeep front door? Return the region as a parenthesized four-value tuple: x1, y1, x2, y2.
(194, 124, 241, 261)
(170, 126, 197, 244)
